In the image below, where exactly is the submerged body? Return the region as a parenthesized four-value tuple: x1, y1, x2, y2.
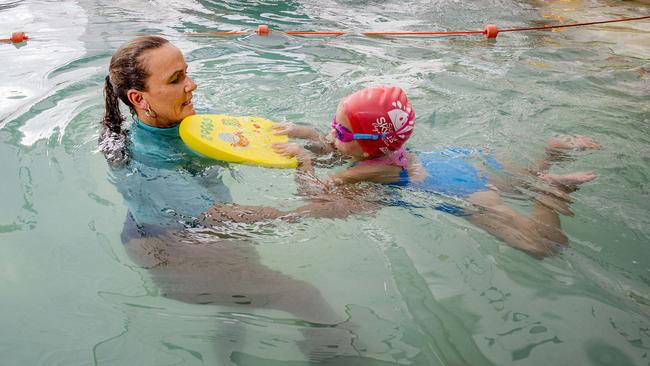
(113, 119, 231, 231)
(101, 37, 351, 336)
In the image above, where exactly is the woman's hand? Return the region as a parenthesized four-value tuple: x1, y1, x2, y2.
(272, 123, 319, 140)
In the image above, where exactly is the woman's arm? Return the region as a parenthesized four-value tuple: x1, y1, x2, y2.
(204, 145, 386, 224)
(273, 142, 328, 196)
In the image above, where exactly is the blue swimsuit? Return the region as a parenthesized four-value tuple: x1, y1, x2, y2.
(413, 148, 502, 196)
(110, 119, 232, 232)
(384, 148, 503, 216)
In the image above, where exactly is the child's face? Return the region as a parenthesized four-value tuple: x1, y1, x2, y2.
(332, 104, 366, 158)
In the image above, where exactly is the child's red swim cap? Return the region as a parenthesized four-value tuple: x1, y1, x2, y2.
(344, 86, 415, 156)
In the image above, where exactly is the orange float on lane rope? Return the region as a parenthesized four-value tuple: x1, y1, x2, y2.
(2, 32, 29, 43)
(483, 24, 499, 38)
(256, 24, 270, 36)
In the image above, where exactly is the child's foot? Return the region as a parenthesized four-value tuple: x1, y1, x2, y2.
(538, 171, 597, 190)
(547, 135, 601, 150)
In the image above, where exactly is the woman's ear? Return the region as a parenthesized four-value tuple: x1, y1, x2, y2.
(126, 89, 145, 109)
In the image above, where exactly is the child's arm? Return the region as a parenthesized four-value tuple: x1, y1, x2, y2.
(272, 123, 336, 155)
(273, 142, 398, 194)
(272, 123, 321, 140)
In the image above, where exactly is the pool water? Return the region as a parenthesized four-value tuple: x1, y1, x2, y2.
(1, 0, 649, 365)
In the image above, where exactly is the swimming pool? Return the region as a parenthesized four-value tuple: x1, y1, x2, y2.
(1, 0, 649, 364)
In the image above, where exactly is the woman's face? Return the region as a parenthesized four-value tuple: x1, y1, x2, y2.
(140, 43, 197, 126)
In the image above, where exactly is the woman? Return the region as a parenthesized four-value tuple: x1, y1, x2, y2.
(100, 36, 349, 336)
(101, 36, 233, 233)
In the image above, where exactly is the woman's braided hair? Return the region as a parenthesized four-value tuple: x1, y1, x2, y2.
(100, 36, 169, 165)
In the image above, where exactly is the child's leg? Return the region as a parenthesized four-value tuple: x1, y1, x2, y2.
(527, 135, 601, 172)
(526, 135, 600, 177)
(546, 135, 601, 151)
(537, 171, 597, 192)
(489, 135, 599, 197)
(466, 190, 568, 257)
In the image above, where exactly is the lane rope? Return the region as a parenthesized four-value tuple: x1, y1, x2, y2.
(4, 15, 649, 45)
(188, 15, 650, 39)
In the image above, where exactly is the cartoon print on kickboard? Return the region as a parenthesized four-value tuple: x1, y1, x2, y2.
(221, 117, 242, 128)
(218, 131, 250, 148)
(232, 132, 249, 147)
(199, 117, 214, 141)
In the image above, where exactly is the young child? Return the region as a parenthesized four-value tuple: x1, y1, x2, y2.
(204, 86, 599, 257)
(273, 86, 420, 187)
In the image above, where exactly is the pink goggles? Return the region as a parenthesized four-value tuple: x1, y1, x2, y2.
(331, 116, 390, 142)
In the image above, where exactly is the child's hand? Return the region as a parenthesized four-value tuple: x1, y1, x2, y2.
(272, 123, 317, 139)
(273, 142, 310, 163)
(272, 142, 304, 157)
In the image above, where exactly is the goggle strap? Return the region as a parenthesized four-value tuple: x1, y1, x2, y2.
(352, 133, 387, 140)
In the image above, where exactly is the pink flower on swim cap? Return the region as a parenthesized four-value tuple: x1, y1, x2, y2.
(344, 86, 415, 156)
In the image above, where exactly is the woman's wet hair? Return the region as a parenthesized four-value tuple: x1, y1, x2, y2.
(100, 36, 170, 165)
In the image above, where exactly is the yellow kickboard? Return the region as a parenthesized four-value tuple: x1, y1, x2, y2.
(179, 114, 298, 169)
